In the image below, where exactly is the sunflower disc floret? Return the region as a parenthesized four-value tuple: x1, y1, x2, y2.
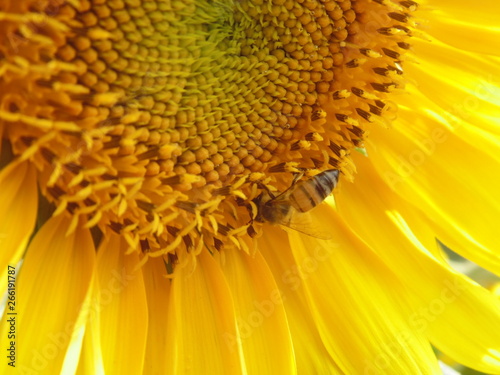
(0, 0, 417, 268)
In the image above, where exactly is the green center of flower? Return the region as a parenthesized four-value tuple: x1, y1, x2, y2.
(0, 0, 417, 268)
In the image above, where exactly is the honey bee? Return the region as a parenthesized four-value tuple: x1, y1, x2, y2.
(254, 169, 340, 238)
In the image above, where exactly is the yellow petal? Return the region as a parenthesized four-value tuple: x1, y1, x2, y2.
(258, 228, 343, 374)
(260, 217, 439, 374)
(141, 256, 171, 375)
(0, 214, 95, 374)
(289, 208, 441, 374)
(408, 37, 500, 141)
(337, 154, 500, 372)
(366, 89, 500, 275)
(422, 0, 500, 56)
(75, 274, 105, 375)
(165, 250, 246, 374)
(220, 247, 296, 375)
(96, 233, 148, 375)
(0, 161, 37, 281)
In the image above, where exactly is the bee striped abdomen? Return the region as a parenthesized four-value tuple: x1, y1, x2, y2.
(289, 169, 339, 212)
(255, 169, 339, 239)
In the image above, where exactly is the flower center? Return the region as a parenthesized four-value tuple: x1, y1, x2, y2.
(0, 0, 417, 267)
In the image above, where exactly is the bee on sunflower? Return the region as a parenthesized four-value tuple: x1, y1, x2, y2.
(1, 0, 499, 374)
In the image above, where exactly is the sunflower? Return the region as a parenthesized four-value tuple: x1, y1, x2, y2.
(1, 0, 500, 373)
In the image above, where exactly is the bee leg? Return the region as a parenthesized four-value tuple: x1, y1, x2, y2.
(291, 171, 304, 185)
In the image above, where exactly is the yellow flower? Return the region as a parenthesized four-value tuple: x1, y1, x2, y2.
(1, 0, 500, 374)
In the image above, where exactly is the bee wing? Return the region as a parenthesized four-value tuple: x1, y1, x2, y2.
(278, 207, 333, 240)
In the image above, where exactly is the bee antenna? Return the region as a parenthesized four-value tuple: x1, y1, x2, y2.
(256, 182, 276, 199)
